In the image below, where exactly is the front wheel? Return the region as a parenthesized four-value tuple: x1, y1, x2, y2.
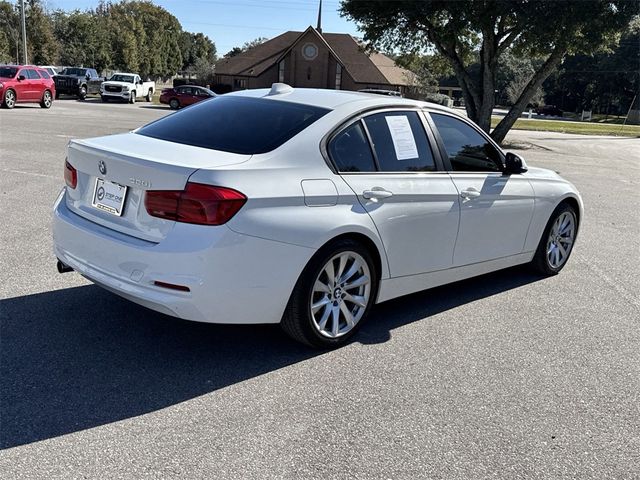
(78, 85, 87, 100)
(129, 91, 136, 104)
(531, 203, 578, 275)
(101, 95, 109, 102)
(2, 89, 16, 109)
(40, 90, 53, 108)
(146, 88, 153, 102)
(281, 239, 378, 348)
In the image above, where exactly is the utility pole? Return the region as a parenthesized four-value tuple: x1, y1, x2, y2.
(20, 0, 27, 65)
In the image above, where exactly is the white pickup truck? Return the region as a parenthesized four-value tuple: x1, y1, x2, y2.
(100, 73, 155, 104)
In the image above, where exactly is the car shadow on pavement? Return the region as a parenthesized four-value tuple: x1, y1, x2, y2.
(0, 265, 542, 449)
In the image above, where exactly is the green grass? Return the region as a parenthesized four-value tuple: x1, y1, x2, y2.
(491, 117, 640, 137)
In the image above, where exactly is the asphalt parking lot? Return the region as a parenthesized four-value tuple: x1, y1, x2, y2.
(1, 98, 639, 479)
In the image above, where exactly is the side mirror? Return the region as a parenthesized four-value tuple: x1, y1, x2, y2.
(18, 75, 25, 81)
(504, 152, 528, 174)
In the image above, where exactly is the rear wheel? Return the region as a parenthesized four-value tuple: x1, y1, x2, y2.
(40, 90, 53, 108)
(169, 98, 179, 110)
(531, 203, 578, 275)
(146, 88, 153, 102)
(281, 239, 378, 348)
(2, 89, 16, 109)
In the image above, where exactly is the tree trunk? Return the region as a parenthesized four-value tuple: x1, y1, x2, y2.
(491, 47, 566, 143)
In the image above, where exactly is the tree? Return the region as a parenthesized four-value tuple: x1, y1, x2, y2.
(0, 1, 20, 63)
(24, 0, 59, 65)
(180, 31, 217, 71)
(341, 0, 638, 143)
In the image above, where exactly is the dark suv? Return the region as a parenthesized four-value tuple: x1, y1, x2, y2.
(54, 67, 102, 99)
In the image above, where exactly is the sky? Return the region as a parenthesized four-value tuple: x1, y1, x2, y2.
(34, 0, 361, 55)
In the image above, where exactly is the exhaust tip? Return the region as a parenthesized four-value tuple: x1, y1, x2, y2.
(57, 260, 73, 274)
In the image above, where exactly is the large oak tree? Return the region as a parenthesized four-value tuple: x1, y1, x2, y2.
(341, 0, 638, 142)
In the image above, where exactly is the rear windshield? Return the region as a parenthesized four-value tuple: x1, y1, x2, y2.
(136, 96, 331, 154)
(61, 68, 87, 76)
(0, 66, 18, 78)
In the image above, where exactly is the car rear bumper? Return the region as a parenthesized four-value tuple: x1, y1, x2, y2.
(52, 189, 314, 324)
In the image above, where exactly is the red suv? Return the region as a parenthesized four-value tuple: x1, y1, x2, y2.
(0, 65, 56, 109)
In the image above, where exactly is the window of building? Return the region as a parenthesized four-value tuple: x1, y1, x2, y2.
(430, 113, 502, 172)
(233, 78, 247, 89)
(335, 64, 342, 90)
(278, 60, 285, 83)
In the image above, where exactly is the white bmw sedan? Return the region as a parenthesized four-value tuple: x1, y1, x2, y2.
(53, 84, 582, 348)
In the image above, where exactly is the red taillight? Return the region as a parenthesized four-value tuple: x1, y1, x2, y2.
(64, 160, 77, 189)
(144, 182, 246, 225)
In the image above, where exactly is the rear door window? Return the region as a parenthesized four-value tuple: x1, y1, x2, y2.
(363, 111, 436, 172)
(26, 69, 41, 79)
(39, 70, 51, 79)
(136, 96, 330, 154)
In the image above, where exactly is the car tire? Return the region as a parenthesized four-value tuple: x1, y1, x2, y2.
(531, 202, 578, 276)
(40, 90, 53, 109)
(101, 95, 109, 102)
(2, 89, 16, 109)
(146, 89, 153, 102)
(129, 91, 136, 104)
(169, 98, 179, 110)
(55, 91, 60, 100)
(78, 85, 87, 100)
(281, 238, 379, 348)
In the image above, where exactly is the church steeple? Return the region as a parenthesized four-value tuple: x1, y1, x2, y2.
(316, 0, 323, 34)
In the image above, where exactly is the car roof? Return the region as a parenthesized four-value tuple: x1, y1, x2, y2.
(227, 84, 458, 115)
(111, 72, 136, 76)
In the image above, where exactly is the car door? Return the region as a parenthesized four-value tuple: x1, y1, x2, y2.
(29, 69, 46, 100)
(329, 110, 460, 278)
(13, 68, 31, 101)
(428, 112, 535, 267)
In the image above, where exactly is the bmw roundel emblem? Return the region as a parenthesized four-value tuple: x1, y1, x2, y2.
(98, 160, 107, 175)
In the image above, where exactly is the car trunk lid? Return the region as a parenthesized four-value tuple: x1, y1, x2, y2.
(64, 133, 251, 242)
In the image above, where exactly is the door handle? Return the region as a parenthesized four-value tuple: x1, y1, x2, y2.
(460, 187, 481, 200)
(362, 187, 393, 201)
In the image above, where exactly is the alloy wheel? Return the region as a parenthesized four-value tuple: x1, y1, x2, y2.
(546, 211, 576, 269)
(5, 90, 15, 108)
(310, 251, 371, 338)
(43, 91, 52, 107)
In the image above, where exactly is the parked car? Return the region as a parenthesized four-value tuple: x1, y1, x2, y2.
(0, 65, 55, 109)
(160, 85, 216, 109)
(358, 88, 402, 97)
(54, 67, 102, 99)
(39, 65, 59, 77)
(53, 84, 582, 348)
(535, 105, 563, 117)
(100, 73, 155, 103)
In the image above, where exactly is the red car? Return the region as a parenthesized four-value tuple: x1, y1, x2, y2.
(159, 85, 216, 109)
(0, 65, 56, 109)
